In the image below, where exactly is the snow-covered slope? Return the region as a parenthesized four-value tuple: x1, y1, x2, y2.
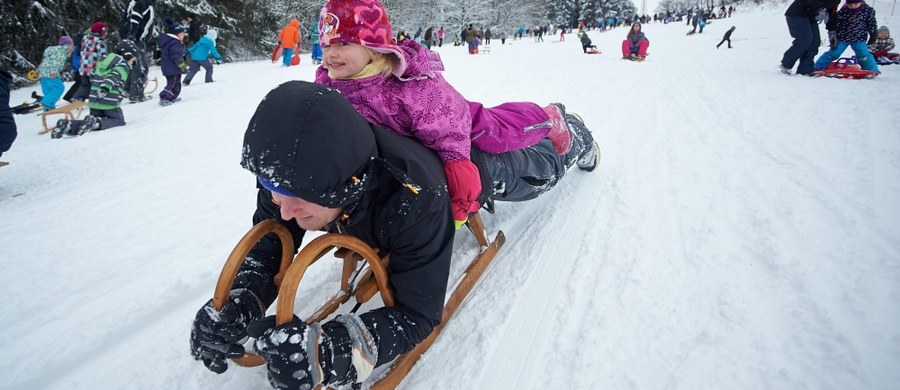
(1, 6, 898, 390)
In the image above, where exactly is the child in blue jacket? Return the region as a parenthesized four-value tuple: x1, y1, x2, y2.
(183, 30, 223, 85)
(814, 0, 880, 73)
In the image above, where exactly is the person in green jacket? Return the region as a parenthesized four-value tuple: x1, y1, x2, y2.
(37, 36, 75, 110)
(51, 41, 137, 138)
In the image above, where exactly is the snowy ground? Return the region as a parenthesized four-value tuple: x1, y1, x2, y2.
(2, 6, 899, 390)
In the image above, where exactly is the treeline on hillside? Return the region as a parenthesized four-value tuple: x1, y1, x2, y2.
(3, 0, 643, 88)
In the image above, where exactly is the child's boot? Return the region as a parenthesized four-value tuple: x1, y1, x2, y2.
(542, 103, 573, 155)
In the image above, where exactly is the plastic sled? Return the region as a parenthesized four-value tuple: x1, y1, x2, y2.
(290, 51, 301, 66)
(815, 57, 879, 79)
(270, 44, 282, 63)
(585, 49, 601, 54)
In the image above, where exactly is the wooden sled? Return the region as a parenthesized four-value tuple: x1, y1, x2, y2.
(144, 77, 159, 94)
(36, 101, 88, 135)
(479, 45, 491, 54)
(213, 212, 505, 388)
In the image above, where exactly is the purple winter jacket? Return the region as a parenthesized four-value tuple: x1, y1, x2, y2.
(315, 40, 472, 162)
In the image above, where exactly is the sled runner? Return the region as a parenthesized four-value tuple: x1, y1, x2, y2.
(12, 91, 43, 115)
(143, 77, 159, 94)
(814, 57, 879, 79)
(36, 101, 88, 134)
(212, 212, 505, 388)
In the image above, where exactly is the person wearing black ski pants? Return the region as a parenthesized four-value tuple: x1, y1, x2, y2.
(781, 0, 840, 75)
(0, 70, 17, 159)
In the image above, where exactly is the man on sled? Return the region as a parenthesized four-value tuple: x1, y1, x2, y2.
(189, 81, 598, 389)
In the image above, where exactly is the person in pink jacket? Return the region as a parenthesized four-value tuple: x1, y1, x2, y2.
(315, 0, 596, 229)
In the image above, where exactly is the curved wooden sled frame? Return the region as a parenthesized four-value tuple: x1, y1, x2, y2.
(212, 213, 505, 389)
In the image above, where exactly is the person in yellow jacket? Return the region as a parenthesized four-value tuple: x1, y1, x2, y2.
(278, 19, 301, 67)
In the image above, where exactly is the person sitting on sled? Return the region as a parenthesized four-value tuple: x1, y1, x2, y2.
(188, 81, 600, 389)
(813, 0, 880, 74)
(622, 22, 650, 59)
(580, 31, 598, 53)
(868, 26, 899, 64)
(314, 0, 595, 231)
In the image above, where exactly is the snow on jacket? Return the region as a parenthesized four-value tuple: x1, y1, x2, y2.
(187, 35, 222, 62)
(88, 54, 130, 110)
(240, 81, 455, 364)
(835, 4, 878, 43)
(315, 39, 472, 163)
(869, 37, 895, 52)
(37, 45, 70, 79)
(79, 33, 107, 76)
(279, 19, 300, 49)
(158, 33, 185, 75)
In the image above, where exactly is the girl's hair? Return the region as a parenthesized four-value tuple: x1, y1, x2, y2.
(365, 47, 400, 77)
(627, 23, 641, 39)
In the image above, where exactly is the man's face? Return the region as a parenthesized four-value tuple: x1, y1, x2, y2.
(847, 2, 862, 9)
(271, 191, 343, 230)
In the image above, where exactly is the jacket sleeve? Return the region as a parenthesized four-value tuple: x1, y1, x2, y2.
(231, 187, 306, 307)
(209, 42, 222, 60)
(363, 187, 455, 366)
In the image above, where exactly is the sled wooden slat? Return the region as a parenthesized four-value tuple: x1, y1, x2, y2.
(144, 77, 159, 94)
(37, 101, 87, 134)
(276, 234, 395, 325)
(212, 220, 294, 367)
(371, 213, 505, 389)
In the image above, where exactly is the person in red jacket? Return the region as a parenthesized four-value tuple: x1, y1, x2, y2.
(278, 19, 301, 67)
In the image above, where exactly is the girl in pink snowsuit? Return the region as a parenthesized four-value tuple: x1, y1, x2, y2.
(316, 0, 573, 228)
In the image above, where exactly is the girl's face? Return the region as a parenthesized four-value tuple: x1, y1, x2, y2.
(322, 43, 373, 79)
(632, 24, 641, 33)
(878, 31, 889, 39)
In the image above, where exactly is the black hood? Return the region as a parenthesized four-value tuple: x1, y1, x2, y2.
(241, 81, 377, 208)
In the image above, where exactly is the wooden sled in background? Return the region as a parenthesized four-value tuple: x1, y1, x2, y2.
(36, 101, 87, 134)
(213, 212, 505, 388)
(143, 77, 159, 94)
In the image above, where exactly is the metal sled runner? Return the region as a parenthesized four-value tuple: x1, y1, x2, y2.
(212, 212, 505, 388)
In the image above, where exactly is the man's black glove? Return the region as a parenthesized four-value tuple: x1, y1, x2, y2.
(247, 315, 327, 389)
(190, 288, 264, 373)
(828, 31, 837, 49)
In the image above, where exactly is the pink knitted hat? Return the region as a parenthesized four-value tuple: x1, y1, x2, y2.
(318, 0, 407, 76)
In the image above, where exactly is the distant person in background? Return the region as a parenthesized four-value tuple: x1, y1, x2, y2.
(869, 26, 900, 64)
(158, 17, 186, 106)
(0, 70, 16, 163)
(500, 31, 507, 45)
(780, 0, 841, 75)
(580, 31, 597, 53)
(278, 19, 301, 67)
(485, 28, 492, 45)
(119, 0, 155, 103)
(36, 36, 75, 111)
(183, 30, 223, 85)
(186, 14, 202, 48)
(437, 26, 445, 47)
(423, 26, 434, 49)
(717, 26, 736, 48)
(308, 22, 322, 64)
(622, 22, 650, 59)
(62, 32, 83, 103)
(51, 41, 137, 138)
(73, 22, 108, 102)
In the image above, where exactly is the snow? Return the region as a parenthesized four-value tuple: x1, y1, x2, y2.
(2, 6, 899, 390)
